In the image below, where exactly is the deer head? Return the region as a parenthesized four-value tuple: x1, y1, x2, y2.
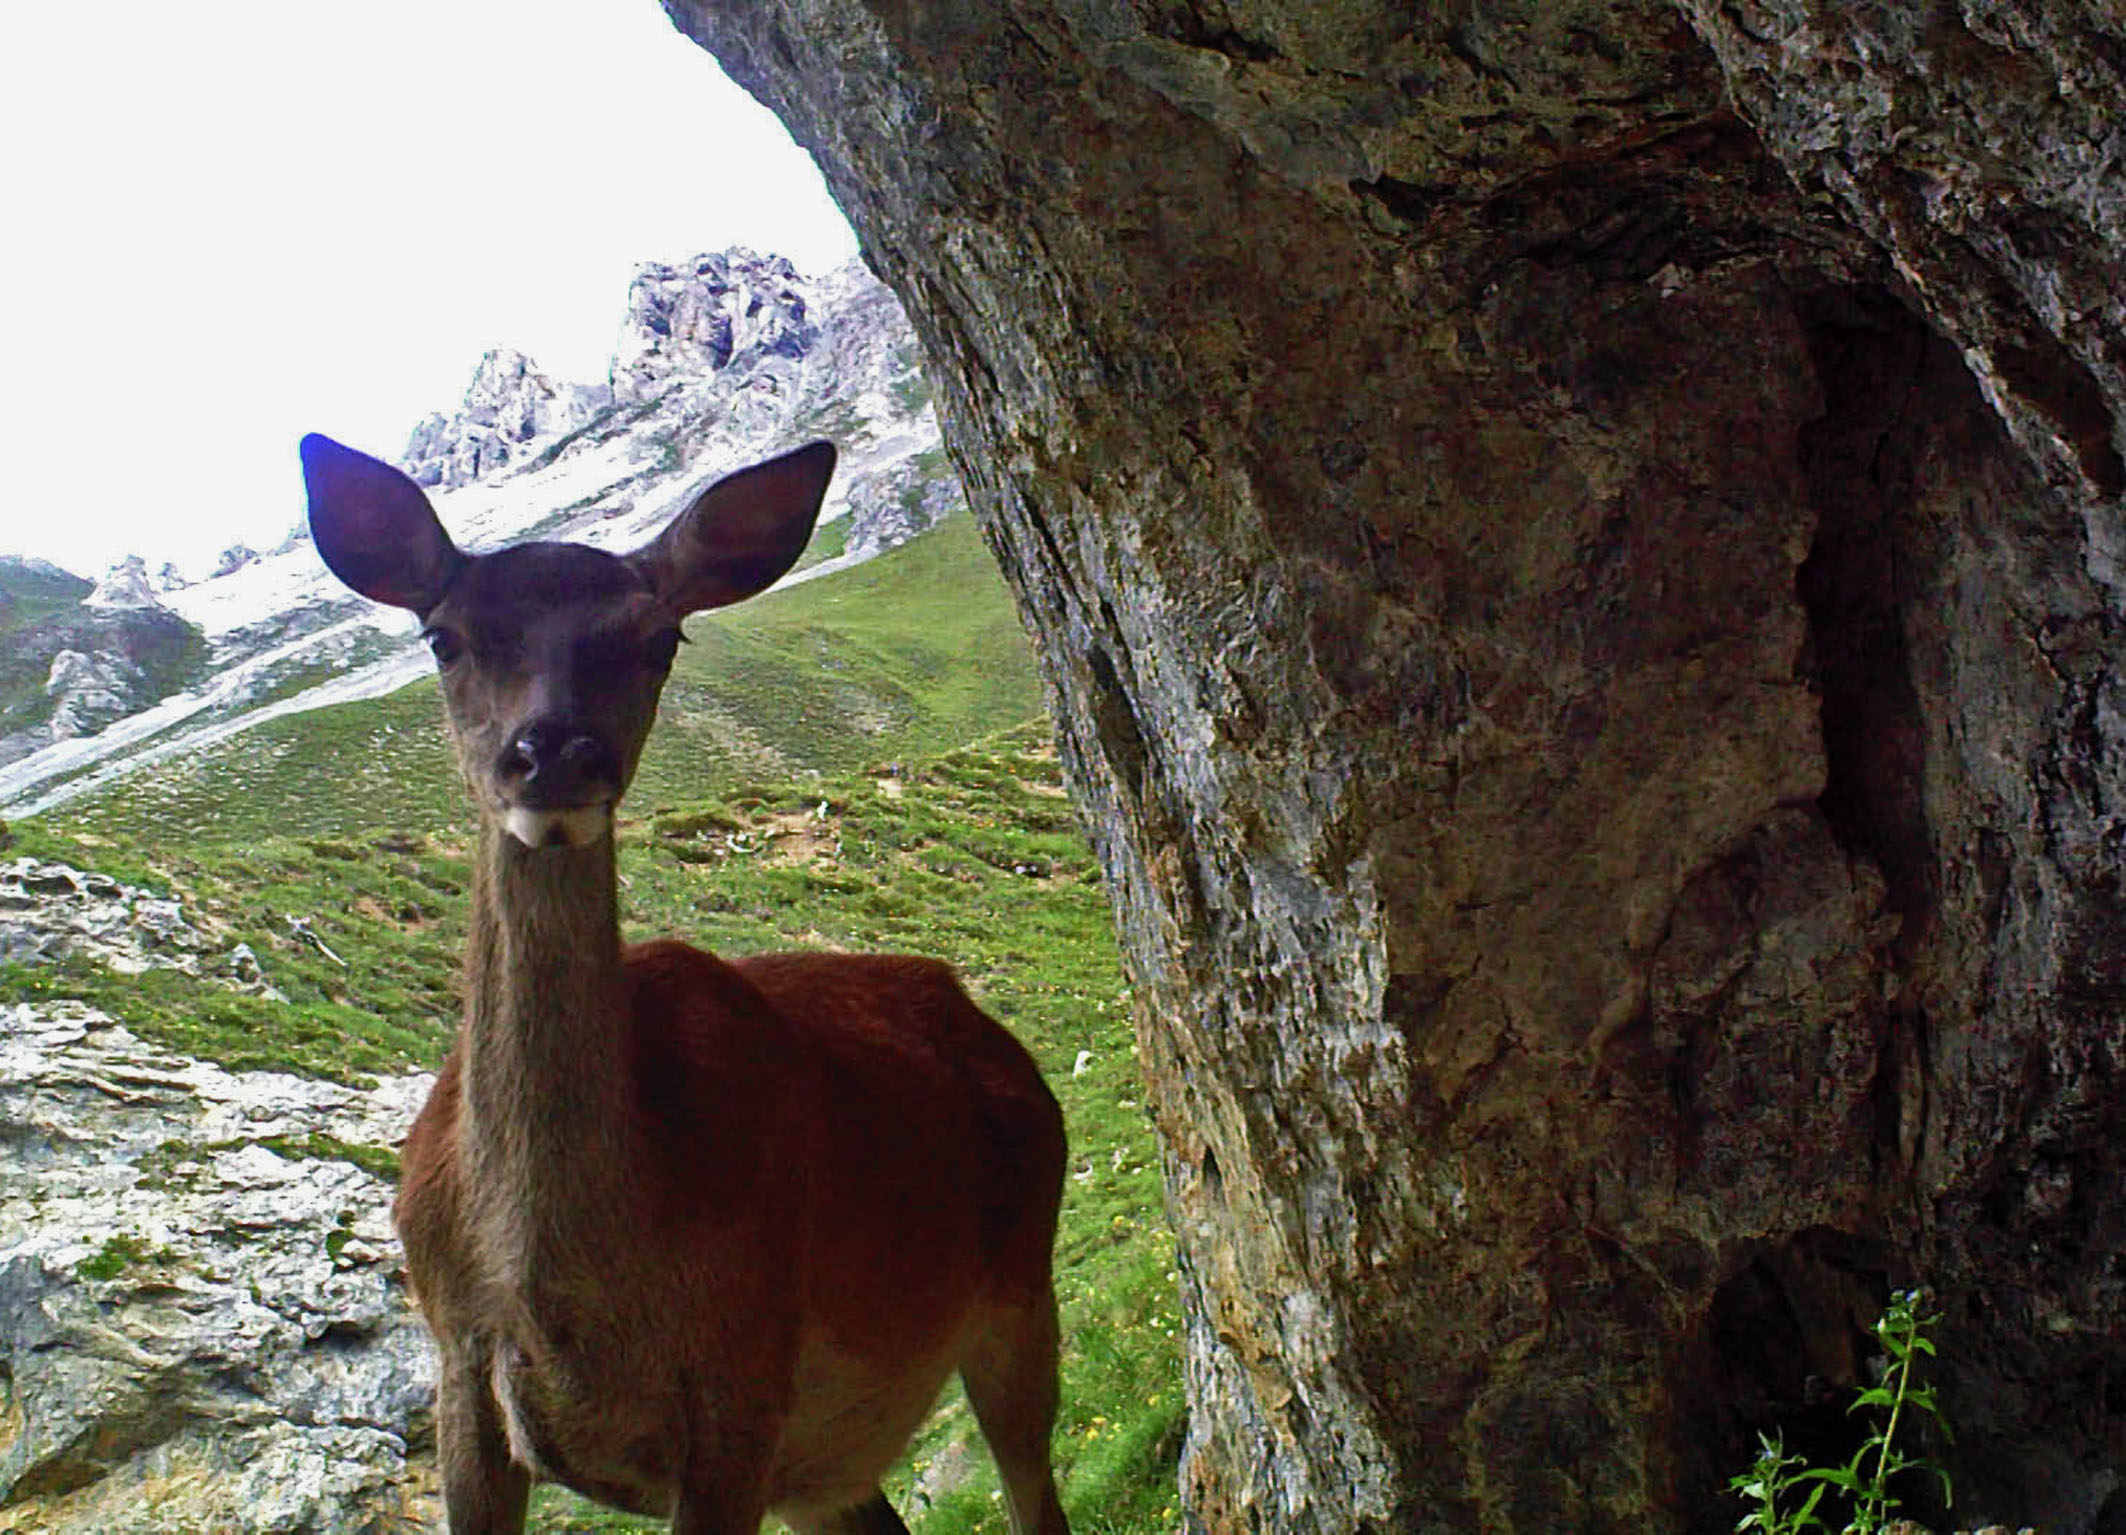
(301, 436, 836, 849)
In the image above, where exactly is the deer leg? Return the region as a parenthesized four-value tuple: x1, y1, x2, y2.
(671, 1419, 776, 1535)
(671, 1459, 774, 1535)
(436, 1345, 531, 1535)
(783, 1490, 914, 1535)
(961, 1290, 1071, 1535)
(670, 1487, 769, 1535)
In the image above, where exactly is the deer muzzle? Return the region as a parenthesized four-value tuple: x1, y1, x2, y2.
(497, 720, 622, 848)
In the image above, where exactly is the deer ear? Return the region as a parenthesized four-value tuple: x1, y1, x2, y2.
(629, 441, 836, 615)
(301, 434, 466, 614)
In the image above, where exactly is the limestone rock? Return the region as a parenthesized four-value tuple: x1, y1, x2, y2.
(668, 3, 2126, 1529)
(0, 1002, 435, 1534)
(401, 346, 611, 490)
(211, 543, 260, 580)
(43, 650, 145, 741)
(610, 247, 818, 404)
(841, 454, 955, 558)
(2, 252, 953, 821)
(0, 590, 205, 772)
(0, 853, 433, 1531)
(83, 557, 162, 612)
(0, 858, 210, 974)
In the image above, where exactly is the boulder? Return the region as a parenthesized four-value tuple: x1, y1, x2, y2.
(0, 1002, 435, 1534)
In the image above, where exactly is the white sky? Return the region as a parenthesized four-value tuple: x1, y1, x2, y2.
(0, 0, 859, 580)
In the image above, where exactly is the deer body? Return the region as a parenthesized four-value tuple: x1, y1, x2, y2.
(303, 437, 1069, 1535)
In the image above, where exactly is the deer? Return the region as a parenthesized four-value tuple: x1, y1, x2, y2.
(300, 434, 1072, 1535)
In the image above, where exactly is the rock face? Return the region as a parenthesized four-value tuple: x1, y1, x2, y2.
(401, 346, 611, 490)
(611, 248, 819, 403)
(211, 543, 260, 580)
(0, 861, 434, 1534)
(667, 4, 2126, 1530)
(1, 858, 216, 975)
(44, 650, 144, 742)
(0, 1005, 434, 1535)
(841, 450, 955, 558)
(84, 557, 162, 612)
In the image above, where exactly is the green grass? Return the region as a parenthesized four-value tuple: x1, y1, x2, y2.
(0, 817, 468, 1083)
(259, 1130, 403, 1182)
(789, 512, 852, 574)
(75, 1232, 166, 1281)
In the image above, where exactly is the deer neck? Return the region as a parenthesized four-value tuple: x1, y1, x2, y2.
(459, 819, 636, 1236)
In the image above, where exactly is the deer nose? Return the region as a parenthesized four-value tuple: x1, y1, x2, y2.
(500, 720, 618, 803)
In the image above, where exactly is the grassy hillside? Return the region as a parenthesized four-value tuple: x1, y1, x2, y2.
(45, 511, 1043, 845)
(0, 555, 93, 616)
(4, 514, 1183, 1534)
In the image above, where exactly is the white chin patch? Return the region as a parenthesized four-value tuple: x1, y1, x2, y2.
(503, 804, 612, 849)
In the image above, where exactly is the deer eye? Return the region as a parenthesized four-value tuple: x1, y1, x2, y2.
(645, 630, 683, 671)
(423, 627, 465, 667)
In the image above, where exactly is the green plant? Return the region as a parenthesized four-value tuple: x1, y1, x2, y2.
(75, 1233, 168, 1281)
(1728, 1290, 1952, 1535)
(261, 1131, 403, 1182)
(1730, 1432, 1827, 1535)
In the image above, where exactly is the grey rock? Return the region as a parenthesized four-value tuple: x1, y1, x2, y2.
(0, 858, 210, 974)
(0, 1002, 435, 1533)
(2, 249, 955, 823)
(83, 557, 163, 612)
(668, 3, 2126, 1529)
(401, 346, 611, 490)
(44, 649, 145, 741)
(212, 544, 261, 580)
(611, 247, 819, 404)
(841, 455, 955, 558)
(0, 855, 434, 1532)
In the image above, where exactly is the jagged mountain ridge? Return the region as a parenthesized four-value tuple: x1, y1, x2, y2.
(0, 250, 954, 820)
(402, 347, 612, 491)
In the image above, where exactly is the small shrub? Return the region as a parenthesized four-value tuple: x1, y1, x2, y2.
(1729, 1290, 1952, 1535)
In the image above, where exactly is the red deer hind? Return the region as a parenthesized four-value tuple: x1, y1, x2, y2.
(301, 434, 1071, 1535)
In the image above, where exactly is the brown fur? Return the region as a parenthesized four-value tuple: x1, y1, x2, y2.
(394, 839, 1069, 1532)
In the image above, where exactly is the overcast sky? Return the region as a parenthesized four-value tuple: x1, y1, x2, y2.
(0, 0, 859, 579)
